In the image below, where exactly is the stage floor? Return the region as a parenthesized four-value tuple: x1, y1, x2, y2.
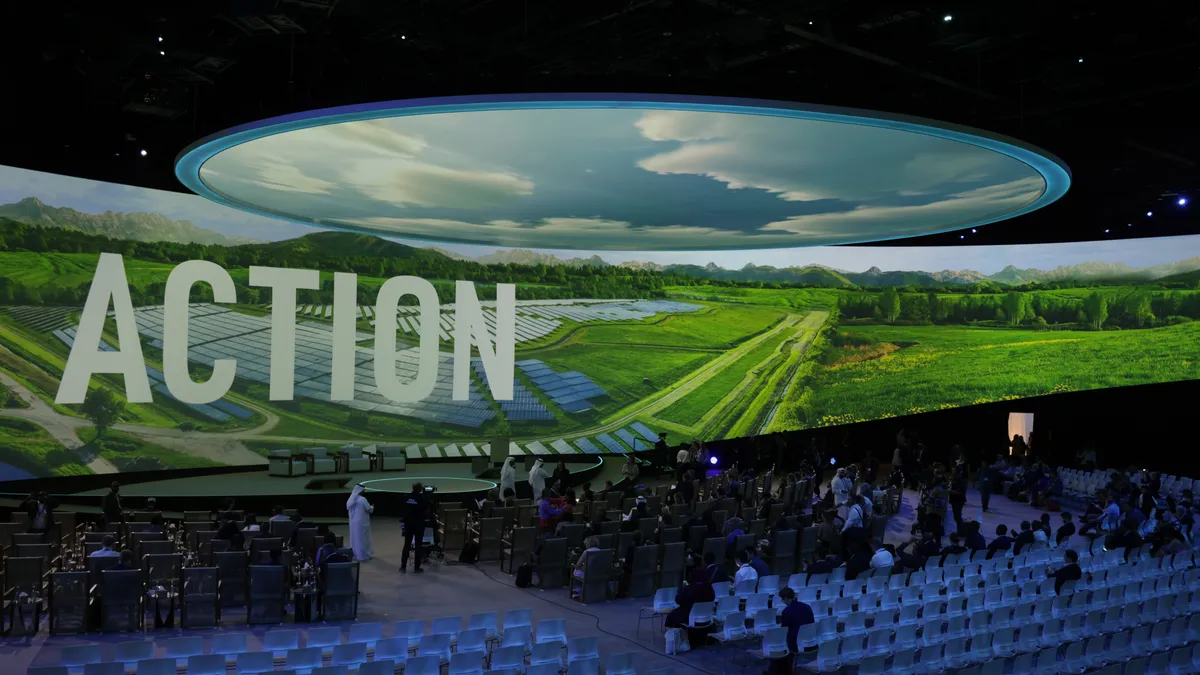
(72, 456, 613, 499)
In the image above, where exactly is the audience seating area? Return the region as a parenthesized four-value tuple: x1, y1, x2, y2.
(26, 612, 677, 675)
(1059, 467, 1199, 511)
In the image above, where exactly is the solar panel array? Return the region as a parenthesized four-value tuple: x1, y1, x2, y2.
(472, 358, 552, 422)
(124, 304, 496, 428)
(515, 359, 607, 413)
(54, 326, 253, 423)
(4, 306, 76, 333)
(358, 298, 702, 346)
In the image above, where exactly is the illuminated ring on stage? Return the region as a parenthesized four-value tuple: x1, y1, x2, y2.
(175, 93, 1070, 251)
(357, 476, 498, 495)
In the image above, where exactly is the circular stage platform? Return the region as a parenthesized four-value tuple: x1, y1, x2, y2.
(36, 456, 620, 518)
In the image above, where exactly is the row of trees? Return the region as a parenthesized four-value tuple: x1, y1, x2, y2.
(842, 288, 1188, 329)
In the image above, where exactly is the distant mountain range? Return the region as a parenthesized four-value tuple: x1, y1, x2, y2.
(0, 197, 259, 246)
(426, 246, 1200, 287)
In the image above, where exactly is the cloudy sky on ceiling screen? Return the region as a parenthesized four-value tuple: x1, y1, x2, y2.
(0, 160, 1197, 480)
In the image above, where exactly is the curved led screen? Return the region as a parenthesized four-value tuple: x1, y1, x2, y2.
(0, 162, 1195, 481)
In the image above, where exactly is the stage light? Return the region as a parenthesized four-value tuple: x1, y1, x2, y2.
(959, 235, 965, 239)
(1128, 223, 1132, 227)
(159, 50, 165, 56)
(971, 228, 977, 233)
(1105, 229, 1110, 233)
(139, 149, 147, 157)
(1147, 211, 1153, 217)
(157, 36, 163, 42)
(1179, 197, 1188, 206)
(830, 457, 837, 466)
(401, 35, 406, 40)
(1078, 58, 1084, 63)
(808, 21, 813, 25)
(943, 14, 953, 22)
(709, 456, 718, 466)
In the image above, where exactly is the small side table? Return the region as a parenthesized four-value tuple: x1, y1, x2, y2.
(293, 585, 318, 623)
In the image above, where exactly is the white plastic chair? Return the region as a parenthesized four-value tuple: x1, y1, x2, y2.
(799, 638, 841, 672)
(115, 642, 155, 670)
(417, 634, 452, 665)
(349, 621, 383, 649)
(165, 637, 204, 666)
(456, 628, 489, 657)
(286, 647, 323, 674)
(535, 618, 567, 647)
(467, 612, 500, 641)
(265, 629, 302, 658)
(405, 655, 441, 675)
(134, 659, 175, 675)
(489, 647, 525, 674)
(567, 637, 600, 665)
(187, 655, 226, 675)
(374, 638, 409, 666)
(529, 643, 563, 669)
(235, 652, 275, 675)
(431, 617, 463, 643)
(711, 610, 747, 644)
(448, 653, 484, 675)
(915, 644, 944, 675)
(331, 644, 367, 670)
(892, 648, 916, 675)
(866, 628, 892, 657)
(605, 652, 637, 675)
(840, 634, 866, 666)
(751, 609, 778, 637)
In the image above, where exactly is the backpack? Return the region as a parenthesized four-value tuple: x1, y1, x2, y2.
(459, 541, 479, 564)
(515, 562, 534, 588)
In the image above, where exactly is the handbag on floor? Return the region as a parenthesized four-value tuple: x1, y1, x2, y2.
(665, 627, 690, 654)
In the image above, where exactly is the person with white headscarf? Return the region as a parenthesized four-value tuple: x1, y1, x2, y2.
(529, 459, 548, 498)
(346, 484, 374, 561)
(500, 457, 517, 500)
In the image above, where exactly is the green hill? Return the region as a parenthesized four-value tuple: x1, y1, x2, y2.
(0, 197, 256, 246)
(243, 230, 449, 262)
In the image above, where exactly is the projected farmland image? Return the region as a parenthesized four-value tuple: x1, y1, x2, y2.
(2, 166, 1199, 478)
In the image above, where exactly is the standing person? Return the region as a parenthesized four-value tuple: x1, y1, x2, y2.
(622, 454, 640, 486)
(863, 452, 879, 486)
(552, 461, 571, 495)
(528, 459, 549, 499)
(346, 483, 375, 561)
(400, 483, 428, 574)
(774, 587, 814, 674)
(693, 442, 710, 477)
(22, 491, 56, 534)
(499, 457, 517, 500)
(675, 444, 691, 482)
(949, 462, 967, 532)
(977, 459, 992, 513)
(101, 482, 123, 532)
(831, 469, 852, 517)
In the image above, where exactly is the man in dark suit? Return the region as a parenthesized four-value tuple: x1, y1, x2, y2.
(1013, 521, 1036, 555)
(940, 533, 968, 563)
(703, 552, 729, 583)
(987, 524, 1013, 559)
(1056, 513, 1077, 546)
(1047, 549, 1082, 594)
(963, 521, 987, 551)
(775, 587, 815, 673)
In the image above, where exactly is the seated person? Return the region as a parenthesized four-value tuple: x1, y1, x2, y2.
(703, 551, 730, 583)
(314, 531, 344, 566)
(749, 546, 771, 578)
(987, 524, 1013, 559)
(90, 535, 120, 557)
(145, 514, 164, 534)
(962, 521, 987, 551)
(845, 542, 873, 581)
(940, 533, 968, 562)
(113, 549, 137, 570)
(269, 505, 290, 522)
(1046, 549, 1082, 594)
(665, 567, 716, 628)
(734, 549, 759, 586)
(1056, 512, 1076, 546)
(242, 514, 261, 532)
(573, 536, 602, 579)
(1013, 521, 1035, 555)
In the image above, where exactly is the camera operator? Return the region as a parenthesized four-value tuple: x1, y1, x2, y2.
(400, 483, 430, 574)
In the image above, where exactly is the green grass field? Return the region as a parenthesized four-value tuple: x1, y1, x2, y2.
(0, 416, 90, 476)
(795, 322, 1200, 428)
(657, 327, 795, 427)
(79, 427, 222, 471)
(572, 303, 787, 349)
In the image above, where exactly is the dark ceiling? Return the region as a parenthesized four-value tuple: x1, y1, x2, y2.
(2, 0, 1198, 247)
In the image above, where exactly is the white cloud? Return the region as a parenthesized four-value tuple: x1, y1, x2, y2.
(342, 160, 533, 209)
(633, 110, 1041, 205)
(759, 177, 1046, 239)
(246, 157, 337, 195)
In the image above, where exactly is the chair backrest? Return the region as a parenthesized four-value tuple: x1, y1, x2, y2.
(349, 621, 383, 644)
(135, 658, 176, 675)
(358, 662, 396, 675)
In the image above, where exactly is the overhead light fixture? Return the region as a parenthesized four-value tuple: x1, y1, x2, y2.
(1078, 58, 1084, 63)
(400, 35, 406, 40)
(159, 50, 165, 56)
(1105, 229, 1110, 233)
(157, 36, 163, 42)
(959, 235, 965, 239)
(971, 228, 977, 233)
(1178, 197, 1188, 206)
(140, 149, 148, 157)
(1147, 211, 1153, 217)
(808, 21, 813, 25)
(943, 14, 953, 22)
(1127, 223, 1132, 227)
